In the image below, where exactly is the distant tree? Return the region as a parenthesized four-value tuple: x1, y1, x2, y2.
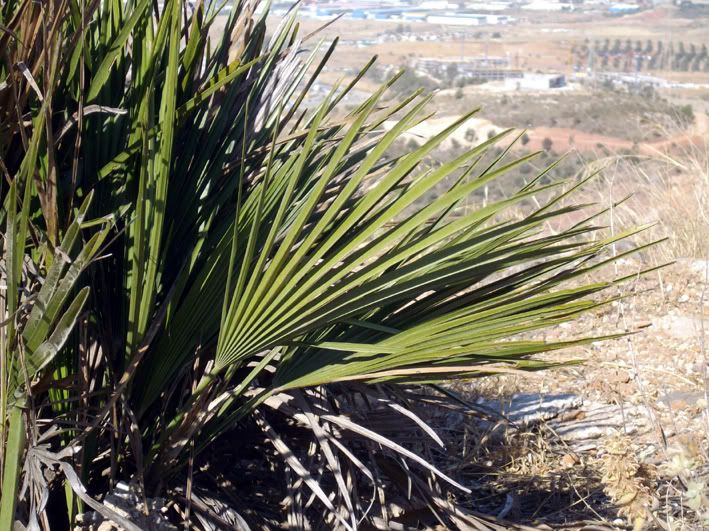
(697, 44, 708, 71)
(542, 137, 553, 152)
(454, 87, 464, 99)
(640, 85, 656, 99)
(679, 104, 694, 125)
(446, 62, 458, 83)
(520, 133, 530, 145)
(464, 128, 477, 142)
(611, 39, 621, 54)
(675, 42, 686, 70)
(645, 39, 653, 54)
(685, 43, 697, 71)
(669, 42, 676, 69)
(659, 41, 667, 69)
(648, 52, 657, 70)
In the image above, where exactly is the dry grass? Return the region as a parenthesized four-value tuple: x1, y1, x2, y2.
(588, 134, 709, 263)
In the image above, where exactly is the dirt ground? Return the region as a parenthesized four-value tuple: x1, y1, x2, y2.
(454, 255, 709, 529)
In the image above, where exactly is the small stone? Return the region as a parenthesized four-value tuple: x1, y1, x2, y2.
(560, 453, 579, 468)
(656, 314, 701, 339)
(688, 259, 709, 276)
(660, 391, 705, 412)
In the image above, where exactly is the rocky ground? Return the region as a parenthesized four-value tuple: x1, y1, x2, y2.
(454, 257, 709, 529)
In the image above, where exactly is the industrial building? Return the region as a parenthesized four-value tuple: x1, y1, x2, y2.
(608, 3, 642, 14)
(287, 1, 518, 24)
(504, 73, 567, 90)
(415, 57, 523, 81)
(426, 13, 513, 25)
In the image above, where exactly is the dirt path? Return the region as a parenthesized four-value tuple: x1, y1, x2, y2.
(396, 113, 708, 156)
(514, 107, 708, 154)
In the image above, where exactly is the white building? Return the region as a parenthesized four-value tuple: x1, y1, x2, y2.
(426, 13, 513, 25)
(419, 1, 458, 9)
(427, 14, 483, 25)
(521, 1, 575, 10)
(505, 73, 567, 90)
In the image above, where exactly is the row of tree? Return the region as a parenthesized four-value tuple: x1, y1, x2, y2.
(573, 39, 709, 73)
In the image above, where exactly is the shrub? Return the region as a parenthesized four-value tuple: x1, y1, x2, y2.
(543, 137, 554, 151)
(679, 103, 695, 124)
(0, 0, 651, 527)
(407, 137, 421, 150)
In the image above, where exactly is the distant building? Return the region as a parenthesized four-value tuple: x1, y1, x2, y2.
(608, 3, 641, 14)
(415, 57, 522, 81)
(427, 14, 484, 25)
(426, 13, 513, 25)
(593, 72, 667, 89)
(419, 1, 458, 9)
(402, 12, 429, 21)
(521, 1, 575, 11)
(505, 73, 567, 89)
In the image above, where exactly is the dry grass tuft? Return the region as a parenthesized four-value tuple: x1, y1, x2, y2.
(659, 442, 709, 529)
(599, 434, 656, 531)
(590, 133, 709, 263)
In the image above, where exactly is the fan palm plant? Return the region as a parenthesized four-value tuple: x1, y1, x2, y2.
(0, 0, 660, 527)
